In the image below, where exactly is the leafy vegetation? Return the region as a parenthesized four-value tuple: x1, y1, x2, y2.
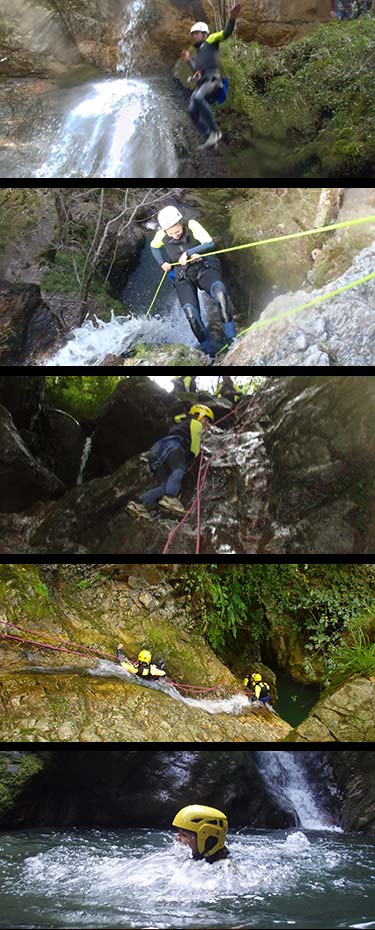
(219, 20, 375, 178)
(45, 376, 127, 418)
(326, 616, 375, 689)
(178, 565, 375, 672)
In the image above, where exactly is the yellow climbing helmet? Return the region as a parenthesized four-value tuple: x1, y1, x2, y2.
(189, 405, 215, 423)
(138, 649, 152, 664)
(252, 673, 262, 683)
(172, 804, 228, 858)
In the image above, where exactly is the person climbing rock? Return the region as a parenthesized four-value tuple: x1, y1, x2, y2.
(181, 4, 242, 150)
(126, 404, 215, 518)
(244, 672, 271, 705)
(216, 376, 243, 405)
(116, 646, 166, 680)
(172, 805, 230, 863)
(151, 206, 236, 357)
(172, 375, 198, 393)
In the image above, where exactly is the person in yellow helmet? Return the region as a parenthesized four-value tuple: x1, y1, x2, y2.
(116, 646, 166, 680)
(126, 404, 214, 518)
(243, 672, 271, 705)
(216, 376, 243, 405)
(172, 804, 230, 864)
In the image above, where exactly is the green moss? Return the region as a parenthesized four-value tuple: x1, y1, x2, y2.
(0, 190, 42, 256)
(41, 252, 125, 320)
(220, 20, 375, 177)
(0, 752, 47, 821)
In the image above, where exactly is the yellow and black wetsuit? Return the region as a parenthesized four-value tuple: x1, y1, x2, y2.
(151, 220, 235, 356)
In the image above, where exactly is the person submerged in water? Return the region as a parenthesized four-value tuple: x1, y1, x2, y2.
(172, 804, 230, 863)
(151, 205, 236, 358)
(116, 647, 166, 680)
(181, 4, 242, 150)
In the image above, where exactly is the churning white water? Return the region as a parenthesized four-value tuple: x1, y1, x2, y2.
(90, 660, 251, 716)
(1, 827, 374, 928)
(44, 307, 196, 366)
(33, 77, 178, 179)
(257, 751, 340, 830)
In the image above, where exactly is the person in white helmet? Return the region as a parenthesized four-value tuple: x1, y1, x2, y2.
(150, 205, 236, 357)
(181, 4, 241, 149)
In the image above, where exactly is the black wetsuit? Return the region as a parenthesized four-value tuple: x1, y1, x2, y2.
(188, 17, 236, 137)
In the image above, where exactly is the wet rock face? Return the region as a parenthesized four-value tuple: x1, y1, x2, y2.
(0, 376, 44, 429)
(87, 377, 177, 478)
(224, 243, 375, 367)
(2, 375, 375, 555)
(1, 0, 125, 77)
(328, 750, 375, 833)
(0, 282, 43, 363)
(0, 751, 296, 827)
(0, 405, 66, 513)
(291, 678, 375, 743)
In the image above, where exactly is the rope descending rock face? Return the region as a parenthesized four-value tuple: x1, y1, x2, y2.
(144, 214, 375, 352)
(0, 620, 249, 700)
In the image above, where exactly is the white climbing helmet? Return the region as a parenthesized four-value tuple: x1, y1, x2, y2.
(158, 206, 183, 231)
(190, 22, 209, 34)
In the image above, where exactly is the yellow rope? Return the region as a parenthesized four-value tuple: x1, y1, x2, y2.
(144, 213, 375, 320)
(216, 269, 375, 357)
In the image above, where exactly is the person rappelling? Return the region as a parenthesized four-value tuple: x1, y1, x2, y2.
(116, 646, 167, 680)
(216, 376, 244, 405)
(172, 375, 198, 393)
(151, 206, 236, 358)
(181, 4, 242, 150)
(172, 805, 230, 863)
(126, 403, 215, 518)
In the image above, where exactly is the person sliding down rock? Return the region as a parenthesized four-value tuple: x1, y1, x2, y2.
(172, 805, 230, 863)
(244, 672, 271, 705)
(151, 206, 236, 357)
(126, 404, 214, 518)
(181, 4, 242, 150)
(116, 646, 166, 680)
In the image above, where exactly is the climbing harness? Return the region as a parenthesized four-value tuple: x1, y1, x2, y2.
(144, 213, 375, 336)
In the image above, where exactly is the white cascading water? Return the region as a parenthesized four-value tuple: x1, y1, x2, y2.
(90, 661, 251, 716)
(117, 0, 146, 76)
(256, 751, 337, 830)
(32, 0, 179, 178)
(33, 76, 178, 179)
(76, 437, 93, 485)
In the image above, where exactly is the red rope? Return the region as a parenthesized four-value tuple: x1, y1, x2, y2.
(0, 620, 116, 661)
(163, 396, 262, 555)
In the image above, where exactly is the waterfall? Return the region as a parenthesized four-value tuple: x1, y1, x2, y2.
(117, 0, 147, 76)
(33, 76, 179, 179)
(77, 437, 93, 485)
(256, 751, 336, 830)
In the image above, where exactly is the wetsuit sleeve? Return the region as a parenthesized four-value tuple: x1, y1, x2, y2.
(186, 219, 215, 257)
(190, 419, 203, 456)
(151, 230, 169, 267)
(206, 18, 236, 44)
